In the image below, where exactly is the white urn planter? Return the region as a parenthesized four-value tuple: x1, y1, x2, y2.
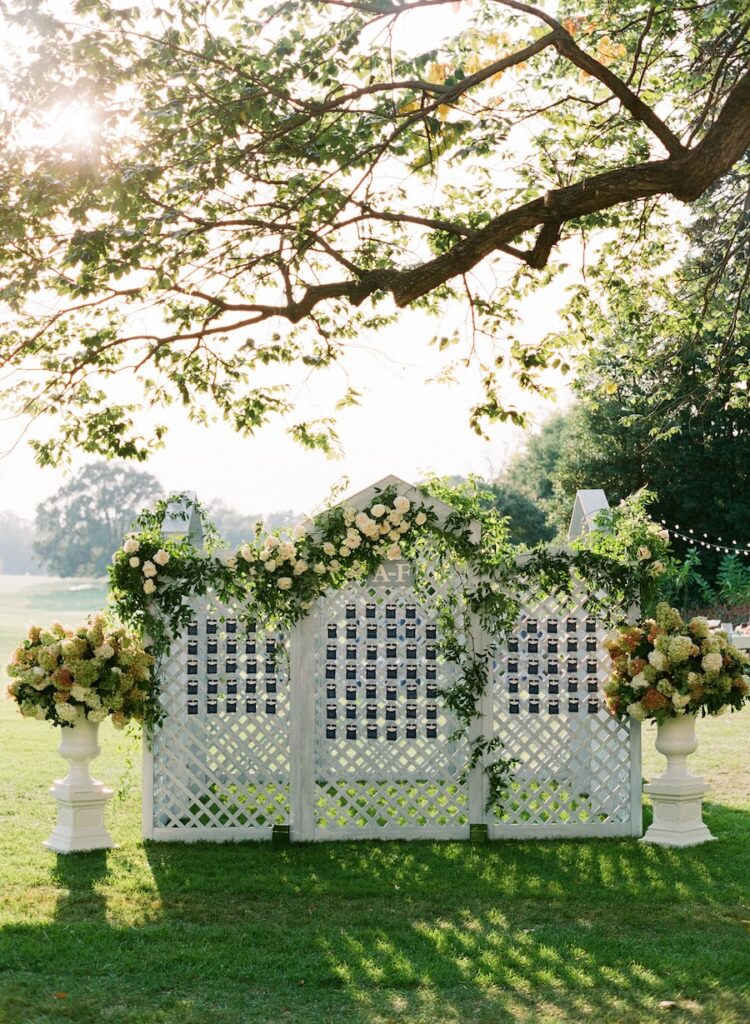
(641, 714, 716, 847)
(44, 719, 115, 854)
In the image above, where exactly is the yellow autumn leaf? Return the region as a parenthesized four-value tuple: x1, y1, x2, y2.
(596, 35, 626, 66)
(425, 61, 449, 85)
(603, 381, 618, 395)
(491, 69, 505, 84)
(464, 53, 484, 76)
(437, 104, 451, 121)
(398, 99, 421, 115)
(563, 17, 580, 37)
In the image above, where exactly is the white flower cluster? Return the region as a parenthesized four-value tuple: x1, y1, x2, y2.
(121, 537, 170, 595)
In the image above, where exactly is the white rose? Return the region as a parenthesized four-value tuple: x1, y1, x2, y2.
(293, 524, 307, 539)
(240, 545, 254, 561)
(394, 496, 410, 513)
(626, 702, 647, 721)
(259, 548, 270, 562)
(153, 549, 170, 566)
(637, 546, 652, 561)
(142, 561, 157, 578)
(398, 521, 409, 534)
(371, 503, 387, 518)
(265, 560, 277, 572)
(649, 560, 666, 577)
(143, 579, 157, 595)
(389, 530, 400, 542)
(386, 543, 402, 560)
(343, 506, 356, 526)
(293, 560, 308, 575)
(277, 577, 293, 590)
(329, 559, 341, 571)
(388, 511, 402, 526)
(380, 523, 390, 535)
(123, 537, 140, 554)
(129, 556, 140, 568)
(339, 545, 351, 557)
(279, 542, 296, 562)
(314, 563, 326, 574)
(415, 512, 427, 526)
(265, 535, 279, 549)
(658, 529, 670, 542)
(225, 555, 237, 571)
(323, 542, 336, 556)
(347, 532, 361, 549)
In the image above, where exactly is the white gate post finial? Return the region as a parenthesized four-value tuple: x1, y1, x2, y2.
(568, 489, 610, 542)
(162, 491, 204, 545)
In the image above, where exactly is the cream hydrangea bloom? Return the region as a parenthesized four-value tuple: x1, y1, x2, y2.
(626, 702, 647, 721)
(631, 671, 649, 691)
(702, 652, 723, 674)
(648, 650, 668, 672)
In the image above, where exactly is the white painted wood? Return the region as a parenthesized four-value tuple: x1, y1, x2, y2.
(568, 489, 610, 541)
(629, 718, 643, 837)
(141, 735, 154, 840)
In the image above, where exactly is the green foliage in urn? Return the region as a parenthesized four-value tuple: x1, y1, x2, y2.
(5, 614, 155, 729)
(603, 604, 750, 725)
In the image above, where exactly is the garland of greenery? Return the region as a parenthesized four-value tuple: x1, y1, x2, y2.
(108, 480, 671, 810)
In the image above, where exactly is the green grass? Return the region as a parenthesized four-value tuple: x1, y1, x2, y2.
(1, 578, 749, 1023)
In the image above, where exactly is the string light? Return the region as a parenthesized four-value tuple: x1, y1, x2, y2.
(660, 520, 750, 557)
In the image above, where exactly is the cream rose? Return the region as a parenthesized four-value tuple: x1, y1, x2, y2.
(153, 549, 170, 566)
(265, 560, 277, 572)
(240, 544, 254, 561)
(129, 556, 140, 568)
(394, 496, 410, 513)
(293, 560, 308, 575)
(142, 561, 157, 578)
(323, 542, 336, 556)
(386, 543, 402, 560)
(415, 511, 427, 526)
(277, 577, 293, 590)
(143, 579, 157, 595)
(123, 537, 140, 554)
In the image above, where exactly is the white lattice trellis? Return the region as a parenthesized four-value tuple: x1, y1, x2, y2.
(144, 595, 290, 841)
(490, 587, 640, 838)
(143, 477, 642, 843)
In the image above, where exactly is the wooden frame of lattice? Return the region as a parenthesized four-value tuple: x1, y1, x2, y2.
(142, 477, 642, 843)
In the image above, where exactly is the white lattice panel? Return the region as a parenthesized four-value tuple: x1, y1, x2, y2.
(148, 595, 290, 839)
(490, 586, 640, 838)
(312, 572, 469, 838)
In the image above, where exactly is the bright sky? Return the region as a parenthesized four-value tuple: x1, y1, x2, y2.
(0, 0, 572, 523)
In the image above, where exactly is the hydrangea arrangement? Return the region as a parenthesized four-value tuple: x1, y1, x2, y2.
(603, 603, 750, 723)
(5, 614, 155, 728)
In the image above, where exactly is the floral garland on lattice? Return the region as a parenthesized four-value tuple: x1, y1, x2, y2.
(108, 481, 672, 808)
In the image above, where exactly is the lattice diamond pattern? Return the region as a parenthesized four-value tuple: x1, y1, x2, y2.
(152, 595, 290, 831)
(313, 575, 468, 833)
(491, 585, 634, 830)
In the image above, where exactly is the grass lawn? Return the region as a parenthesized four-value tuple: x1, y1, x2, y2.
(0, 578, 749, 1024)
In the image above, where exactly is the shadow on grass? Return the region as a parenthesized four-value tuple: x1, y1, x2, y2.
(1, 804, 748, 1023)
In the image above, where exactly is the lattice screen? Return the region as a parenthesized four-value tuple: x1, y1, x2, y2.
(311, 574, 468, 838)
(145, 569, 640, 842)
(148, 595, 290, 839)
(489, 586, 639, 838)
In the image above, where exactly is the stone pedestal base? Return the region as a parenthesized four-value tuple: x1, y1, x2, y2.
(44, 779, 115, 854)
(641, 775, 716, 848)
